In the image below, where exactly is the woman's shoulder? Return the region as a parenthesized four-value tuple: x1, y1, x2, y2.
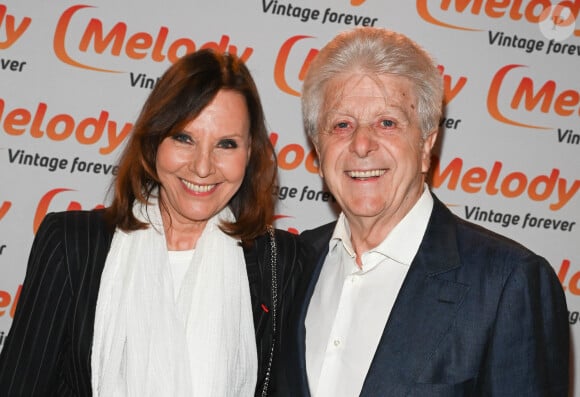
(243, 228, 301, 269)
(41, 208, 105, 222)
(254, 228, 302, 254)
(39, 208, 113, 242)
(272, 227, 301, 243)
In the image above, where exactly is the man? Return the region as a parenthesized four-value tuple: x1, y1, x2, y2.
(280, 27, 569, 396)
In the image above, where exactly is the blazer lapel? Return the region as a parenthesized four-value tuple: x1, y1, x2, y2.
(361, 197, 469, 396)
(284, 222, 335, 397)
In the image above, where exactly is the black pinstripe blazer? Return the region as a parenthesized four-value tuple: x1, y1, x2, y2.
(0, 209, 308, 396)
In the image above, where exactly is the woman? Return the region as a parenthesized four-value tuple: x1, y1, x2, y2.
(0, 49, 307, 396)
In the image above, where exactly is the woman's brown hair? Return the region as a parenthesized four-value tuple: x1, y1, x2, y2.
(104, 49, 276, 241)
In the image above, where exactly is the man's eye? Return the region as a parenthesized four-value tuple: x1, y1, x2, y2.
(218, 139, 238, 149)
(380, 119, 395, 128)
(330, 121, 352, 133)
(172, 133, 191, 143)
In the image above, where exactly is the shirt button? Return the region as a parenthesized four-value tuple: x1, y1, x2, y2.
(333, 339, 341, 347)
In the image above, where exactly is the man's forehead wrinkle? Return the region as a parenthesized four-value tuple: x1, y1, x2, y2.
(329, 73, 412, 105)
(320, 73, 419, 130)
(325, 96, 409, 119)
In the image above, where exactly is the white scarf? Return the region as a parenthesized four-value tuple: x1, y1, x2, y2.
(91, 199, 257, 396)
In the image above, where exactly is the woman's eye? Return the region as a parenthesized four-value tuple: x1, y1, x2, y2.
(218, 139, 238, 149)
(172, 133, 191, 143)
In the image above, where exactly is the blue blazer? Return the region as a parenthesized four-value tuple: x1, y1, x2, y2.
(280, 194, 570, 397)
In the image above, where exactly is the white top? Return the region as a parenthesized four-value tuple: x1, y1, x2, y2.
(305, 188, 433, 397)
(168, 249, 195, 301)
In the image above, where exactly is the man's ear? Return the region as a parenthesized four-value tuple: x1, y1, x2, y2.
(421, 130, 438, 173)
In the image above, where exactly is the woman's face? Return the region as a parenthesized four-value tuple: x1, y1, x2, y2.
(156, 89, 251, 231)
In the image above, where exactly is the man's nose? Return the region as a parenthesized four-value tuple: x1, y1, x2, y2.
(349, 125, 378, 158)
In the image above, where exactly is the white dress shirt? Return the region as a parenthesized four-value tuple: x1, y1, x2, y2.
(305, 188, 433, 397)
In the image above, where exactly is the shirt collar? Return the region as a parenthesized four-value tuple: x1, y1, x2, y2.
(329, 186, 433, 266)
(329, 212, 355, 258)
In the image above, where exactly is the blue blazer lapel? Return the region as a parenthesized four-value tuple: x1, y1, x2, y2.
(361, 197, 469, 396)
(283, 222, 335, 397)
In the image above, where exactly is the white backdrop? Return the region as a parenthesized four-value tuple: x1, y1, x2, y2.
(1, 0, 578, 393)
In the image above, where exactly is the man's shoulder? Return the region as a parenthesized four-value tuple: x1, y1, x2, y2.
(300, 221, 336, 239)
(300, 221, 336, 252)
(436, 202, 552, 277)
(432, 193, 534, 257)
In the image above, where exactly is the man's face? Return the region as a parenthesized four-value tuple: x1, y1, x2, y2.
(315, 73, 437, 229)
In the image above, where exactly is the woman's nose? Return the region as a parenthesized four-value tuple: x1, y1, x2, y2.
(189, 147, 215, 177)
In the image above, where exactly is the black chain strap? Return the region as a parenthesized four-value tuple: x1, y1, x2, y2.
(260, 225, 278, 397)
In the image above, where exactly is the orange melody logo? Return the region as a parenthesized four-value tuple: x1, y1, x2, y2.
(0, 4, 31, 49)
(0, 201, 11, 222)
(0, 285, 20, 319)
(274, 35, 318, 96)
(417, 0, 580, 37)
(33, 188, 104, 234)
(53, 5, 254, 72)
(487, 64, 579, 129)
(274, 35, 468, 102)
(558, 259, 580, 295)
(431, 156, 579, 210)
(1, 97, 132, 155)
